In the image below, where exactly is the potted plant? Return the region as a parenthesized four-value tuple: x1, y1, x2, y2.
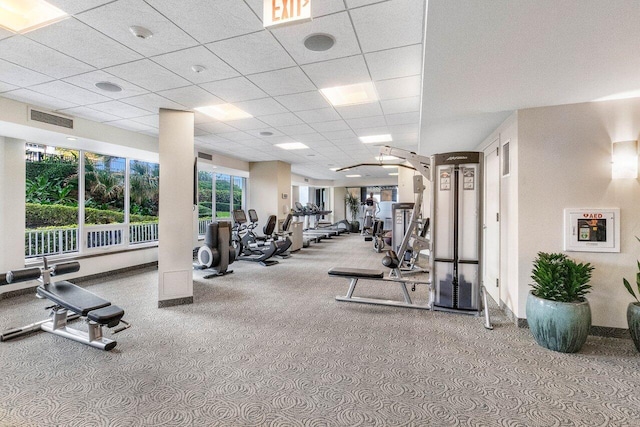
(623, 237, 640, 352)
(526, 252, 594, 353)
(344, 193, 360, 233)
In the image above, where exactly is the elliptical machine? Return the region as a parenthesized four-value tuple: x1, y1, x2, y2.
(194, 221, 236, 278)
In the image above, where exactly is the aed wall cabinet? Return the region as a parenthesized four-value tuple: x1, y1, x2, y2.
(563, 208, 620, 253)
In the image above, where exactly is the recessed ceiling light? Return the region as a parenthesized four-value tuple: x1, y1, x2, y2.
(0, 0, 67, 33)
(259, 131, 274, 136)
(304, 33, 335, 52)
(320, 82, 378, 107)
(129, 25, 153, 39)
(95, 81, 123, 93)
(275, 142, 309, 150)
(375, 155, 400, 161)
(382, 165, 398, 169)
(191, 65, 206, 73)
(66, 137, 76, 141)
(346, 174, 361, 178)
(388, 172, 399, 176)
(329, 168, 339, 171)
(359, 134, 392, 144)
(195, 104, 252, 121)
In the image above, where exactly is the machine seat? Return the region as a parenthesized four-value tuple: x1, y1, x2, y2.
(328, 268, 384, 279)
(37, 281, 111, 316)
(88, 305, 125, 327)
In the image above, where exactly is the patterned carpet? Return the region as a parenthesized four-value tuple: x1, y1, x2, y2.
(0, 234, 639, 427)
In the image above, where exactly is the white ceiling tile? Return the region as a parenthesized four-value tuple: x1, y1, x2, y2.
(59, 106, 121, 122)
(77, 0, 198, 56)
(197, 134, 232, 144)
(302, 55, 370, 88)
(366, 44, 423, 81)
(26, 18, 142, 68)
(350, 0, 425, 53)
(259, 113, 304, 127)
(217, 131, 254, 142)
(120, 93, 185, 113)
(0, 36, 94, 78)
(105, 59, 191, 92)
(375, 75, 422, 100)
(0, 28, 12, 40)
(157, 86, 223, 108)
(63, 70, 148, 99)
(47, 0, 114, 14)
(346, 116, 386, 129)
(244, 128, 285, 138)
(0, 82, 18, 92)
(194, 128, 210, 137)
(346, 0, 381, 8)
(310, 120, 350, 132)
(106, 119, 157, 133)
(295, 108, 341, 123)
(194, 111, 217, 124)
(271, 12, 360, 65)
(199, 77, 267, 102)
(206, 31, 295, 75)
(295, 133, 330, 143)
(148, 0, 263, 43)
(151, 46, 240, 84)
(88, 100, 151, 119)
(275, 91, 330, 112)
(277, 124, 317, 136)
(228, 118, 270, 131)
(0, 59, 53, 87)
(30, 81, 111, 105)
(196, 122, 237, 134)
(3, 89, 77, 110)
(354, 126, 390, 137)
(131, 115, 160, 128)
(388, 123, 420, 135)
(385, 112, 420, 126)
(335, 102, 383, 119)
(235, 98, 288, 116)
(321, 129, 358, 140)
(380, 97, 420, 114)
(247, 67, 316, 96)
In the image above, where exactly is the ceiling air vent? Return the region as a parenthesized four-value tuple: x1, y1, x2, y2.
(28, 108, 74, 129)
(198, 152, 213, 161)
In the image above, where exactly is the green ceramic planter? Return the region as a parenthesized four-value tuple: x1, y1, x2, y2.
(627, 302, 640, 353)
(526, 292, 591, 353)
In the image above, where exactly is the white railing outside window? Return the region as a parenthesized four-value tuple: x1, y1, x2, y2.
(130, 222, 159, 244)
(25, 228, 78, 258)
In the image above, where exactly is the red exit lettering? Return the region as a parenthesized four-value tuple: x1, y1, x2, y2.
(272, 0, 310, 22)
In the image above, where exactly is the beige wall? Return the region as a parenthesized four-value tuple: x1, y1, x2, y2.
(517, 100, 640, 328)
(0, 137, 26, 274)
(249, 161, 291, 230)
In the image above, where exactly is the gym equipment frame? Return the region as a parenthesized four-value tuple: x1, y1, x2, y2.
(1, 258, 130, 350)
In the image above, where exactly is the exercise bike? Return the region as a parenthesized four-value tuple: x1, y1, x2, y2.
(232, 209, 279, 267)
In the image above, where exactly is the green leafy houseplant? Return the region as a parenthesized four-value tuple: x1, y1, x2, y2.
(623, 237, 640, 352)
(344, 193, 360, 231)
(530, 252, 594, 302)
(623, 237, 640, 303)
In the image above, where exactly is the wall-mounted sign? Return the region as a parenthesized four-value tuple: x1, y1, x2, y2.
(264, 0, 311, 29)
(564, 208, 620, 252)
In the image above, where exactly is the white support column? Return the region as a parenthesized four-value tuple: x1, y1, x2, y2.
(158, 109, 194, 307)
(0, 137, 26, 277)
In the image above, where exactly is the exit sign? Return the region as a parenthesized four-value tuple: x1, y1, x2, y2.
(264, 0, 311, 28)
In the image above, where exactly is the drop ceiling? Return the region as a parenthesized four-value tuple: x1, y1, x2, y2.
(0, 0, 426, 180)
(3, 1, 637, 180)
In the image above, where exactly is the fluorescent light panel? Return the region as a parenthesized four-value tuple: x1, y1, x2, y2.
(320, 82, 378, 107)
(329, 168, 339, 171)
(345, 174, 361, 178)
(388, 172, 399, 176)
(375, 155, 400, 161)
(382, 165, 397, 169)
(359, 134, 392, 144)
(275, 142, 309, 150)
(0, 0, 67, 33)
(195, 104, 252, 121)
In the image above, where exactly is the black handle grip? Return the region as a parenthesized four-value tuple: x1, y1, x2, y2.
(51, 262, 80, 276)
(2, 267, 42, 284)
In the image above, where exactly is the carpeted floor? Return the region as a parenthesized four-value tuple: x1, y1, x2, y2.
(1, 234, 639, 426)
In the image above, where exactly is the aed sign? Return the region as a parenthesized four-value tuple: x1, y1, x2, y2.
(264, 0, 311, 28)
(564, 208, 620, 253)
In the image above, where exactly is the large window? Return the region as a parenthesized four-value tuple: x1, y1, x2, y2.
(25, 144, 159, 258)
(215, 173, 231, 218)
(198, 171, 214, 221)
(196, 169, 246, 233)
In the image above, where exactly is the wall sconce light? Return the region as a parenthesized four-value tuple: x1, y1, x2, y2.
(611, 140, 638, 179)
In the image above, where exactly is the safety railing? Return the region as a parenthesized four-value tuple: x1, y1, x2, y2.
(198, 218, 212, 236)
(129, 222, 159, 245)
(25, 228, 78, 258)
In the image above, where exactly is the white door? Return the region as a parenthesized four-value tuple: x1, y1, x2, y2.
(483, 139, 500, 303)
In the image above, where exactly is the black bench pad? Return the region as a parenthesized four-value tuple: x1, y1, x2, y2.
(328, 268, 384, 279)
(37, 281, 111, 316)
(88, 305, 124, 327)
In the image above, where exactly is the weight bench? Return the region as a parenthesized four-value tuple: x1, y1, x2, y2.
(328, 267, 433, 310)
(1, 259, 130, 351)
